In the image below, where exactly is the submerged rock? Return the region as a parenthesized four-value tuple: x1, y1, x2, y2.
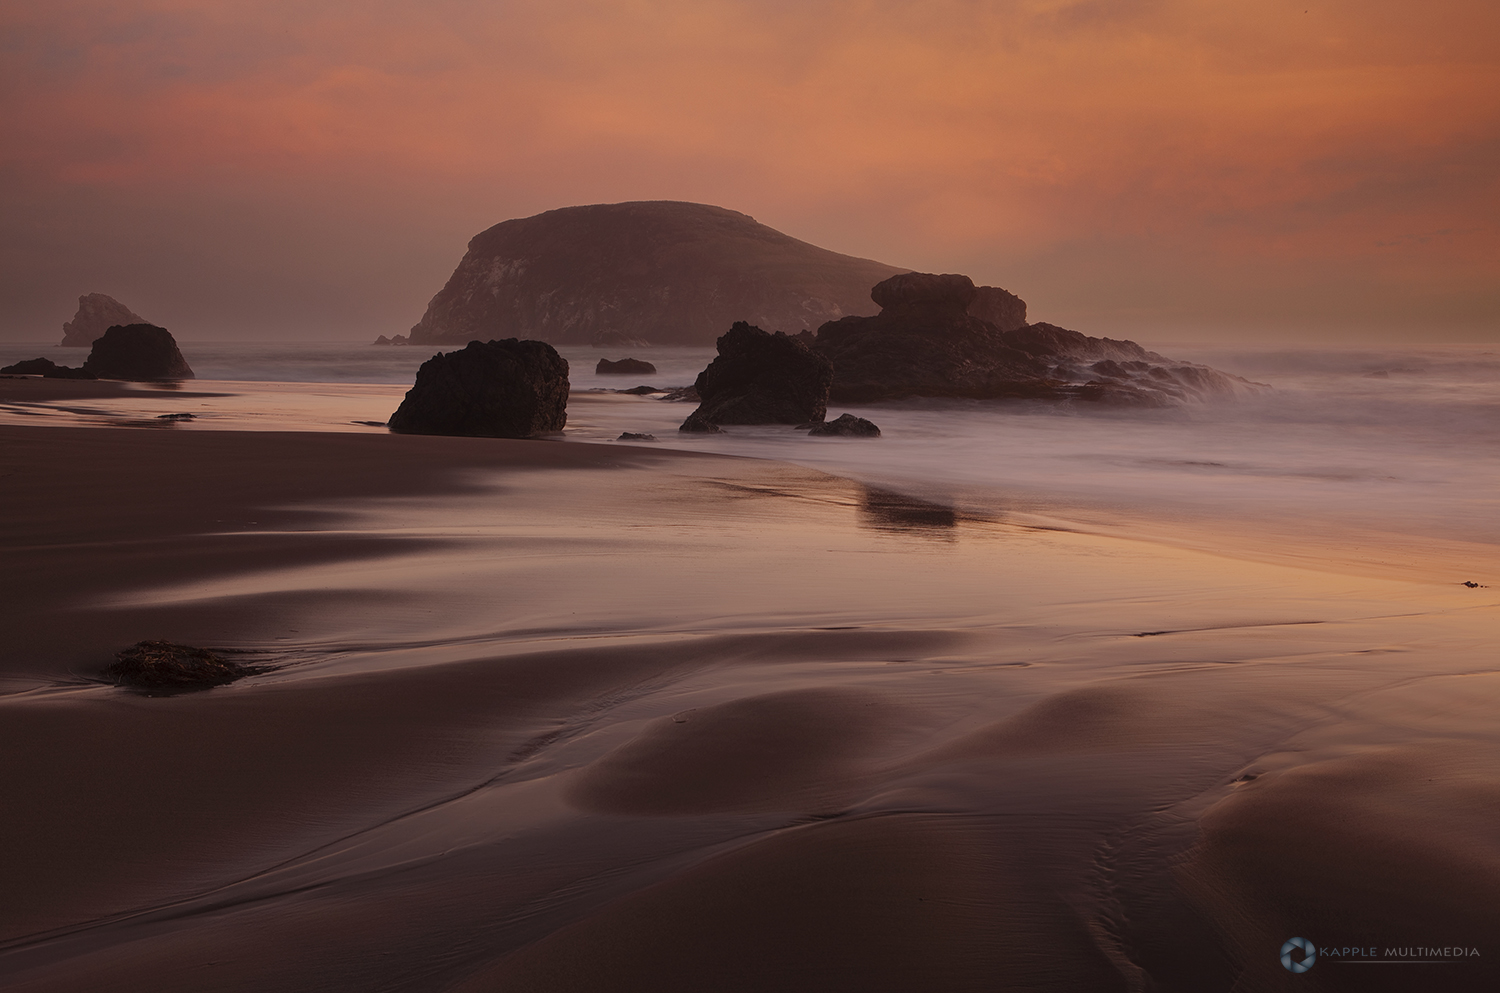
(617, 432, 658, 441)
(0, 357, 96, 379)
(597, 357, 657, 375)
(814, 272, 1251, 406)
(808, 413, 881, 437)
(82, 324, 194, 381)
(680, 321, 833, 430)
(104, 641, 254, 692)
(61, 293, 147, 347)
(388, 338, 569, 438)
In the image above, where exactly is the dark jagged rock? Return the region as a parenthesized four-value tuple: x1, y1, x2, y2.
(388, 338, 569, 438)
(814, 273, 1253, 406)
(681, 321, 833, 430)
(808, 413, 881, 437)
(616, 385, 662, 395)
(103, 640, 256, 692)
(156, 412, 195, 421)
(0, 357, 96, 379)
(596, 357, 657, 375)
(82, 324, 194, 381)
(407, 201, 907, 347)
(660, 385, 700, 403)
(617, 432, 657, 441)
(61, 293, 147, 347)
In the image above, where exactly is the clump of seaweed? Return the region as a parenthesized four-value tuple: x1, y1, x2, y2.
(103, 640, 257, 693)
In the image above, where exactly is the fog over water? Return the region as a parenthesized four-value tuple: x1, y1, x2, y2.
(4, 339, 1496, 576)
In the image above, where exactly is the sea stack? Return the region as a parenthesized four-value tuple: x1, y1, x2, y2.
(406, 201, 907, 347)
(680, 322, 833, 431)
(388, 339, 569, 438)
(61, 294, 148, 347)
(82, 324, 194, 381)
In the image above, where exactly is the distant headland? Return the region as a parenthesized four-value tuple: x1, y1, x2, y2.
(404, 201, 909, 347)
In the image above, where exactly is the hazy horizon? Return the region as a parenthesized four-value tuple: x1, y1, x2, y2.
(4, 1, 1496, 345)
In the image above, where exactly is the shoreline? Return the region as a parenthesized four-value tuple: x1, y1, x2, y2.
(2, 419, 1496, 990)
(6, 373, 1495, 591)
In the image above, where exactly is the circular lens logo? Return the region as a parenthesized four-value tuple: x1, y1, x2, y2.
(1281, 937, 1317, 973)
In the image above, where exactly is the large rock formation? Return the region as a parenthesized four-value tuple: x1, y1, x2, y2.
(83, 324, 194, 380)
(680, 322, 833, 431)
(61, 294, 147, 347)
(814, 273, 1250, 406)
(388, 339, 569, 438)
(407, 201, 908, 347)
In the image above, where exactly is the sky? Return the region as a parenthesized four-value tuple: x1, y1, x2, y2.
(2, 0, 1497, 342)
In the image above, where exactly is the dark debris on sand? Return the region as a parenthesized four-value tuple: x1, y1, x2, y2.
(103, 640, 262, 693)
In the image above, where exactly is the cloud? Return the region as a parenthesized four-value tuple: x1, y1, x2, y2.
(1, 0, 1496, 338)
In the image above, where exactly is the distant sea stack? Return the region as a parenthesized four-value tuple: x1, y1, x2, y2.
(406, 202, 908, 347)
(61, 294, 147, 347)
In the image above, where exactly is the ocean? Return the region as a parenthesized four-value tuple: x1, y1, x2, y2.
(3, 338, 1497, 580)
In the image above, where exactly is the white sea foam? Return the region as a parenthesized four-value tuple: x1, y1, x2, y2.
(3, 338, 1495, 568)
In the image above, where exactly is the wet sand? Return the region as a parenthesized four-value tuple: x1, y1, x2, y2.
(1, 419, 1496, 991)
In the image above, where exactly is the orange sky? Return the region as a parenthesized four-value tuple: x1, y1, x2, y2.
(3, 0, 1497, 341)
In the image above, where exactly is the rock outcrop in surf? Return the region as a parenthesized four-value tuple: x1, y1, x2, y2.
(808, 413, 881, 437)
(61, 294, 147, 347)
(407, 201, 908, 347)
(388, 339, 569, 438)
(0, 357, 96, 379)
(83, 324, 194, 381)
(596, 358, 657, 376)
(813, 273, 1250, 406)
(679, 322, 833, 431)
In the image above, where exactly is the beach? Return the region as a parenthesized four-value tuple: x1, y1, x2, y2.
(1, 364, 1497, 991)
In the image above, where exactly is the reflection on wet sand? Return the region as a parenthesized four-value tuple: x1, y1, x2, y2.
(857, 487, 960, 537)
(0, 420, 1496, 992)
